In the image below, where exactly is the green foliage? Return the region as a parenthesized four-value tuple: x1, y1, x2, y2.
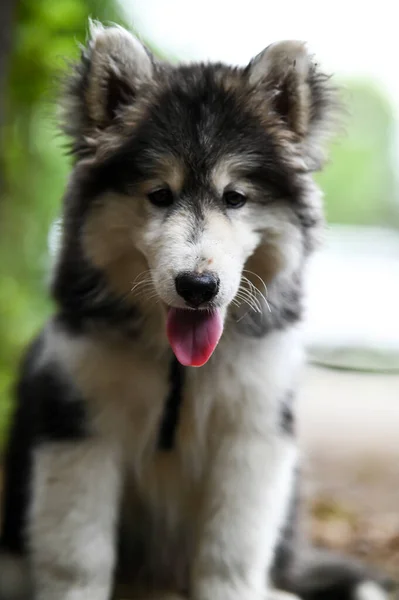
(0, 0, 127, 444)
(317, 80, 399, 226)
(9, 0, 125, 110)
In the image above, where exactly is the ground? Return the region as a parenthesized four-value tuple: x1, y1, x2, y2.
(299, 365, 399, 580)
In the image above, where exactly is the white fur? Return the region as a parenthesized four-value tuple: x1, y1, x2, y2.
(139, 205, 260, 311)
(192, 441, 296, 600)
(354, 581, 389, 600)
(191, 328, 301, 600)
(29, 440, 121, 599)
(27, 318, 302, 600)
(268, 591, 301, 600)
(133, 177, 310, 314)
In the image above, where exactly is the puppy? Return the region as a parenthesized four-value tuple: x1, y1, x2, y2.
(0, 22, 392, 600)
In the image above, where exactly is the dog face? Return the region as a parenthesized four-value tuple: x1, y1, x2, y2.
(54, 22, 338, 363)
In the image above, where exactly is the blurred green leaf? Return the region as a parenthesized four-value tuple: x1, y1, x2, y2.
(0, 0, 128, 444)
(317, 80, 399, 227)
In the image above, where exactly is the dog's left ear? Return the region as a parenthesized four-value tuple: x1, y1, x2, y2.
(247, 41, 340, 169)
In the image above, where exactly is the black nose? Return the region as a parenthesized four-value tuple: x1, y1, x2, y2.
(175, 272, 220, 307)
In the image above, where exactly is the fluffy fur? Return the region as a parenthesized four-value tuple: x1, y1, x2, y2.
(0, 22, 394, 600)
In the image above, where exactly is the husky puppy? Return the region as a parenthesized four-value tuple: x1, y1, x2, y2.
(0, 22, 392, 600)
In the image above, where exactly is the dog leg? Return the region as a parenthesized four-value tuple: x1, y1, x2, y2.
(191, 433, 296, 600)
(191, 325, 302, 600)
(28, 439, 121, 600)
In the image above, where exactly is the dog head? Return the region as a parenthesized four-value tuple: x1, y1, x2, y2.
(54, 22, 339, 365)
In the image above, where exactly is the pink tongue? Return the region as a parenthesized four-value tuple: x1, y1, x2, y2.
(166, 309, 223, 367)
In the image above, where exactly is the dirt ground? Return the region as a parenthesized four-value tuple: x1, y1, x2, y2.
(299, 364, 399, 580)
(0, 364, 398, 584)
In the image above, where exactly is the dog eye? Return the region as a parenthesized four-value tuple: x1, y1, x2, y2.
(148, 187, 174, 207)
(223, 190, 247, 209)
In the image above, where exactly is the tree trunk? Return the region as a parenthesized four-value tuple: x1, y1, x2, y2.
(0, 0, 17, 194)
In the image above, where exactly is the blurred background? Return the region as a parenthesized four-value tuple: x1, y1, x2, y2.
(0, 0, 398, 581)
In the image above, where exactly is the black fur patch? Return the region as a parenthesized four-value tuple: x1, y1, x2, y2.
(157, 357, 185, 450)
(93, 65, 301, 204)
(0, 331, 89, 555)
(283, 551, 393, 600)
(106, 72, 136, 121)
(33, 370, 88, 442)
(54, 270, 138, 336)
(272, 471, 300, 588)
(280, 390, 295, 436)
(0, 336, 42, 554)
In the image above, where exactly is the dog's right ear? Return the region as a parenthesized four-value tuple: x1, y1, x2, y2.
(60, 21, 154, 156)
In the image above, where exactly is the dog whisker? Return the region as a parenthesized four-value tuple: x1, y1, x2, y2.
(242, 272, 271, 313)
(237, 283, 262, 313)
(235, 290, 261, 314)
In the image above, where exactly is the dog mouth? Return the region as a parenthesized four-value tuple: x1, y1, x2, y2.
(166, 307, 223, 367)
